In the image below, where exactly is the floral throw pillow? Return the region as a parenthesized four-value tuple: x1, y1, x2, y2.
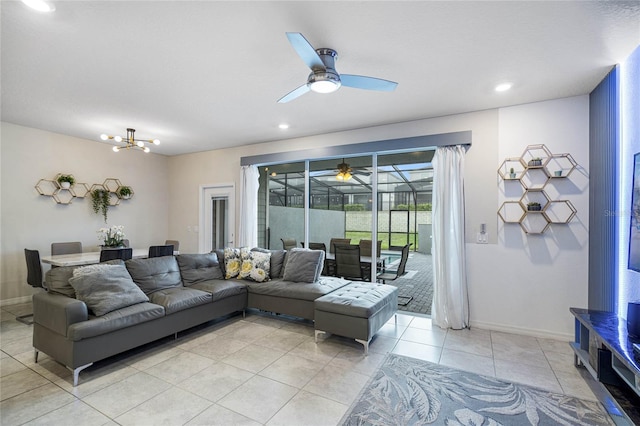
(224, 247, 242, 279)
(239, 248, 271, 282)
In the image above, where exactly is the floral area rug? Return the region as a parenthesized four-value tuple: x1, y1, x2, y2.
(341, 354, 613, 425)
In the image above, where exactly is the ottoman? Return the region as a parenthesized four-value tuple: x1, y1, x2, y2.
(314, 282, 398, 354)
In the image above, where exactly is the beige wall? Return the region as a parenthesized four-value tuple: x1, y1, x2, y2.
(1, 96, 589, 339)
(0, 123, 169, 303)
(168, 99, 588, 339)
(168, 109, 499, 253)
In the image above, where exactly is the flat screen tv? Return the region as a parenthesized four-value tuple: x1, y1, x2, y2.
(629, 152, 640, 272)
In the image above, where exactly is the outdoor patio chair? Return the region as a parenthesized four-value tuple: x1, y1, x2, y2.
(281, 238, 297, 250)
(329, 238, 351, 253)
(377, 244, 410, 284)
(359, 239, 382, 257)
(335, 244, 366, 281)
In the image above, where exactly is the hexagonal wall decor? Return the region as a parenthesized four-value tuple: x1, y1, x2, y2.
(116, 185, 134, 200)
(71, 183, 91, 198)
(498, 158, 526, 181)
(498, 201, 525, 223)
(520, 213, 550, 234)
(519, 191, 551, 211)
(35, 179, 58, 196)
(103, 178, 122, 193)
(543, 200, 577, 224)
(498, 144, 579, 234)
(519, 167, 549, 191)
(545, 154, 577, 178)
(52, 189, 75, 204)
(521, 144, 552, 167)
(108, 192, 120, 206)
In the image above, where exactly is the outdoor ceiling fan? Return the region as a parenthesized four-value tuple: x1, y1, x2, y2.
(278, 32, 398, 103)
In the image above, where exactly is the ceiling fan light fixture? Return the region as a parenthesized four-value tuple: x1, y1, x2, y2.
(495, 82, 512, 92)
(309, 79, 340, 94)
(21, 0, 55, 12)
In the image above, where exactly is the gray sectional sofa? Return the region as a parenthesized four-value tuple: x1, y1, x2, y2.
(32, 250, 352, 386)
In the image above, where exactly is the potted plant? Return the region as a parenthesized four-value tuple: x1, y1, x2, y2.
(528, 157, 542, 167)
(527, 202, 542, 211)
(509, 167, 516, 179)
(91, 189, 110, 223)
(117, 186, 133, 199)
(57, 174, 75, 189)
(97, 225, 125, 248)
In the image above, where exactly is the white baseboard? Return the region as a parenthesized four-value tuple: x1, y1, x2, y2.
(469, 319, 573, 342)
(0, 295, 32, 307)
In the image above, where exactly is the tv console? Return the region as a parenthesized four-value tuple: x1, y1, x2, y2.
(570, 307, 640, 425)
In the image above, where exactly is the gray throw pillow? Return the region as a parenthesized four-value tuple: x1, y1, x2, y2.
(176, 253, 224, 286)
(45, 259, 124, 298)
(282, 248, 325, 283)
(68, 264, 149, 316)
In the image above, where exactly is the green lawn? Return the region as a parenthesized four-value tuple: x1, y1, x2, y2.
(345, 231, 417, 250)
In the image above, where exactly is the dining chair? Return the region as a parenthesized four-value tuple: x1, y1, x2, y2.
(308, 243, 328, 275)
(148, 244, 174, 258)
(281, 238, 297, 250)
(17, 249, 44, 325)
(308, 242, 326, 251)
(335, 244, 366, 281)
(358, 240, 382, 257)
(329, 238, 351, 254)
(165, 239, 180, 251)
(377, 244, 410, 284)
(51, 241, 82, 255)
(99, 248, 133, 262)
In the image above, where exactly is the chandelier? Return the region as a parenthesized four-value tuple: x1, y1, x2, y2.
(100, 128, 160, 153)
(336, 159, 352, 181)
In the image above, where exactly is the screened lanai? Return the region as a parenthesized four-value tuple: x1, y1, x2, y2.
(256, 150, 435, 315)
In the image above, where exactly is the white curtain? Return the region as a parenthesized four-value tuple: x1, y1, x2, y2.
(431, 145, 469, 329)
(238, 165, 260, 248)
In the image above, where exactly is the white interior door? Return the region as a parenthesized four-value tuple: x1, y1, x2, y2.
(200, 185, 235, 252)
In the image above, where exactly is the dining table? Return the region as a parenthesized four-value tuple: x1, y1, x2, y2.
(40, 249, 172, 267)
(324, 252, 389, 276)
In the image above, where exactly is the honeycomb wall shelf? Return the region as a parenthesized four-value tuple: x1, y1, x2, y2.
(498, 144, 578, 234)
(35, 175, 133, 206)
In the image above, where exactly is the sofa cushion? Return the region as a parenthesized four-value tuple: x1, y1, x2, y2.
(67, 302, 165, 341)
(239, 248, 270, 282)
(251, 248, 286, 278)
(223, 247, 242, 279)
(126, 256, 182, 295)
(177, 253, 224, 286)
(68, 264, 149, 316)
(214, 249, 226, 276)
(246, 276, 351, 301)
(282, 248, 325, 283)
(149, 287, 212, 315)
(45, 259, 124, 298)
(189, 279, 247, 300)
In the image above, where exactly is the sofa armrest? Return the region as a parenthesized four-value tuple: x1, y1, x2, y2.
(33, 292, 88, 337)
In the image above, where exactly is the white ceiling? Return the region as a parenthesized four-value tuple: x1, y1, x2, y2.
(2, 1, 639, 156)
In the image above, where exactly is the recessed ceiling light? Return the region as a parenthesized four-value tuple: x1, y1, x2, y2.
(21, 0, 55, 12)
(495, 83, 512, 92)
(278, 123, 289, 130)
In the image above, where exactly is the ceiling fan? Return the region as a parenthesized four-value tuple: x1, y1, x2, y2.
(278, 32, 398, 103)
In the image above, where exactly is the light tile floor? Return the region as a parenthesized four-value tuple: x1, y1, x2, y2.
(0, 301, 601, 426)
